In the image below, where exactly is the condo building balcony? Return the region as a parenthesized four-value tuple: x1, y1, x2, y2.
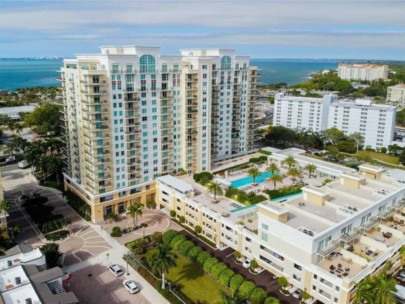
(318, 249, 365, 280)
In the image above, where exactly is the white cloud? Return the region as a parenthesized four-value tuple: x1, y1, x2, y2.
(1, 1, 405, 31)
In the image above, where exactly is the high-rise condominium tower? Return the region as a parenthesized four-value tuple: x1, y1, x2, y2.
(61, 46, 258, 222)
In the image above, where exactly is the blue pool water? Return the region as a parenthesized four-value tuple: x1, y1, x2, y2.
(231, 171, 276, 188)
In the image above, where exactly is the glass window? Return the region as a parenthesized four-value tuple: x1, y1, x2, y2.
(139, 55, 156, 73)
(221, 56, 231, 70)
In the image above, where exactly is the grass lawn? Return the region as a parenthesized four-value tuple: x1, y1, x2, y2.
(358, 150, 400, 165)
(146, 250, 230, 304)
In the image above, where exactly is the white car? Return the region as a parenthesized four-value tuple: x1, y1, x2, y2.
(242, 259, 251, 269)
(108, 264, 124, 277)
(123, 280, 140, 294)
(292, 289, 302, 299)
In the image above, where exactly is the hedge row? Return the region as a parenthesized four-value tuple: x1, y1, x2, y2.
(161, 230, 280, 304)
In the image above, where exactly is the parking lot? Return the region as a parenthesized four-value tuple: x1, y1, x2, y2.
(68, 264, 150, 304)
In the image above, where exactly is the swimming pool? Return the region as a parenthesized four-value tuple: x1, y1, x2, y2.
(230, 171, 277, 188)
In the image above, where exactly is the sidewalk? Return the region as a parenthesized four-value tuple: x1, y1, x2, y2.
(63, 218, 169, 304)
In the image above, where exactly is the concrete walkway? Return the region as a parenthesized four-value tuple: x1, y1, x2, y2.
(64, 223, 170, 304)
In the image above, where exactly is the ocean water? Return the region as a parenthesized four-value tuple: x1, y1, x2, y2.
(0, 58, 339, 91)
(0, 59, 63, 91)
(251, 59, 338, 85)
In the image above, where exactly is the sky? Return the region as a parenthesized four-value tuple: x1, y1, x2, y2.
(1, 0, 405, 59)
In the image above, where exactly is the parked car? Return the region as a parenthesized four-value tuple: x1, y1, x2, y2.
(397, 271, 405, 283)
(242, 259, 251, 269)
(18, 160, 31, 168)
(123, 280, 140, 294)
(108, 264, 124, 277)
(292, 289, 302, 299)
(5, 156, 15, 163)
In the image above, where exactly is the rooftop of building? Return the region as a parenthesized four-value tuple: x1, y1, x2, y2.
(0, 265, 78, 304)
(0, 244, 43, 272)
(331, 98, 396, 110)
(261, 169, 402, 236)
(338, 63, 388, 68)
(0, 106, 35, 115)
(389, 83, 405, 89)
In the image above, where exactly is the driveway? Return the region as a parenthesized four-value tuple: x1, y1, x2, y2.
(68, 264, 150, 304)
(179, 229, 300, 304)
(1, 165, 111, 266)
(99, 209, 180, 245)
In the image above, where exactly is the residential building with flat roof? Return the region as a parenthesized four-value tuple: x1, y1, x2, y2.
(156, 163, 405, 304)
(338, 63, 389, 81)
(273, 93, 396, 149)
(61, 45, 258, 222)
(387, 84, 405, 106)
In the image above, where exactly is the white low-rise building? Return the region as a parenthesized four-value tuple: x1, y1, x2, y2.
(273, 92, 396, 149)
(156, 163, 405, 304)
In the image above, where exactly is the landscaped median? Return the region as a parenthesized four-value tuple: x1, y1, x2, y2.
(124, 229, 280, 304)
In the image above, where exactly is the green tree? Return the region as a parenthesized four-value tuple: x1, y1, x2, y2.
(323, 127, 345, 145)
(206, 181, 223, 201)
(220, 292, 247, 304)
(24, 104, 61, 135)
(266, 162, 278, 174)
(268, 174, 283, 189)
(349, 132, 365, 154)
(45, 156, 63, 185)
(149, 242, 177, 289)
(127, 202, 143, 228)
(304, 163, 317, 178)
(287, 167, 302, 185)
(247, 167, 261, 184)
(353, 274, 397, 304)
(282, 155, 296, 169)
(399, 150, 405, 166)
(41, 243, 62, 268)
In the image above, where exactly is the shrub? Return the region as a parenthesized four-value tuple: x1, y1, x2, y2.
(196, 251, 211, 266)
(250, 259, 258, 269)
(210, 262, 227, 279)
(170, 210, 176, 218)
(277, 277, 288, 290)
(41, 243, 62, 268)
(171, 234, 186, 250)
(259, 149, 272, 156)
(146, 200, 156, 209)
(179, 240, 194, 256)
(44, 230, 69, 241)
(162, 229, 179, 245)
(238, 280, 256, 299)
(264, 297, 280, 304)
(194, 225, 202, 235)
(179, 216, 186, 225)
(126, 237, 150, 250)
(218, 269, 235, 287)
(234, 251, 242, 260)
(193, 172, 214, 186)
(264, 183, 305, 200)
(203, 257, 219, 273)
(225, 186, 267, 205)
(230, 274, 244, 293)
(110, 226, 122, 237)
(187, 246, 202, 262)
(250, 287, 267, 304)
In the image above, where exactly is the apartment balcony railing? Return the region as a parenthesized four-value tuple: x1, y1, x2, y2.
(341, 229, 361, 243)
(378, 209, 395, 220)
(318, 240, 340, 257)
(361, 217, 379, 230)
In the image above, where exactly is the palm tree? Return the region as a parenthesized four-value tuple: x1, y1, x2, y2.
(268, 174, 283, 189)
(247, 167, 261, 185)
(304, 164, 317, 178)
(373, 274, 397, 304)
(220, 292, 247, 304)
(149, 242, 176, 289)
(353, 274, 397, 304)
(127, 202, 143, 228)
(0, 200, 10, 236)
(287, 167, 302, 185)
(45, 156, 63, 185)
(267, 162, 279, 174)
(206, 181, 223, 201)
(282, 155, 296, 169)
